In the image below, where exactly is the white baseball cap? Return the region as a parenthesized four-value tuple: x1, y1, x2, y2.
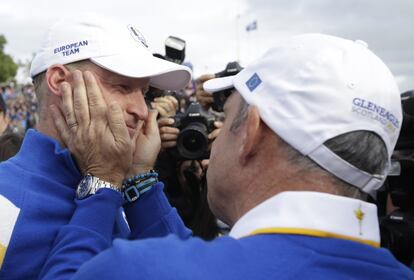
(30, 15, 192, 90)
(204, 33, 402, 196)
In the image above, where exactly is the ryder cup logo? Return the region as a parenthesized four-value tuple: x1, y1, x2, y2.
(127, 25, 148, 48)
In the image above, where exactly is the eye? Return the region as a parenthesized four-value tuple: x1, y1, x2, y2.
(114, 84, 131, 93)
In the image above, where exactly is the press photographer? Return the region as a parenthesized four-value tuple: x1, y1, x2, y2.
(378, 89, 414, 268)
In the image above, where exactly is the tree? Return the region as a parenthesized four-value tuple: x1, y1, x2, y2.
(0, 35, 18, 83)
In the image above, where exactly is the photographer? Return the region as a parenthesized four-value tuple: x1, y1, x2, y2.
(155, 113, 223, 239)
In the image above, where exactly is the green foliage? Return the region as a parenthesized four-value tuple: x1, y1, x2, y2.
(0, 35, 18, 83)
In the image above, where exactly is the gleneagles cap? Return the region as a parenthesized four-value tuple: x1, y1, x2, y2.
(204, 33, 402, 197)
(30, 15, 192, 90)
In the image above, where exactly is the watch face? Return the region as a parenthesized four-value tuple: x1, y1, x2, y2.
(77, 176, 93, 199)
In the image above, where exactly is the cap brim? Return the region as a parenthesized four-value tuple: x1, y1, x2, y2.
(91, 54, 192, 91)
(203, 76, 235, 93)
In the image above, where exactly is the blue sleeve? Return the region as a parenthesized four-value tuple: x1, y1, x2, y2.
(39, 189, 123, 280)
(123, 182, 192, 239)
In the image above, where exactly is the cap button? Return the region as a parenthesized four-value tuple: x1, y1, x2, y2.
(354, 40, 369, 48)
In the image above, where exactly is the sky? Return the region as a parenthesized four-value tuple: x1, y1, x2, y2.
(0, 0, 413, 92)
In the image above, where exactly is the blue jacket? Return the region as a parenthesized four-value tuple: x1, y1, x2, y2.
(39, 189, 414, 280)
(0, 130, 190, 279)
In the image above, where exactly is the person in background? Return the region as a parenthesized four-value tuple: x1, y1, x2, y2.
(0, 132, 23, 161)
(0, 94, 10, 135)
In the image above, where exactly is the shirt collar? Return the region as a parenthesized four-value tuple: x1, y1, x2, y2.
(12, 129, 81, 188)
(229, 191, 380, 247)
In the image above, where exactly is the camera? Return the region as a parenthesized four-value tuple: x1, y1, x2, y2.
(165, 36, 186, 65)
(173, 102, 215, 160)
(378, 90, 414, 267)
(212, 61, 243, 112)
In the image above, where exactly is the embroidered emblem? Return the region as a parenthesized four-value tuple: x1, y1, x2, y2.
(245, 73, 262, 92)
(127, 24, 148, 48)
(354, 204, 365, 235)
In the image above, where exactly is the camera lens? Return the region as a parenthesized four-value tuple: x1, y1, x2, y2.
(177, 122, 209, 159)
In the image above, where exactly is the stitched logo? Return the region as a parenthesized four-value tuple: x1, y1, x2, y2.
(246, 73, 262, 92)
(127, 25, 148, 48)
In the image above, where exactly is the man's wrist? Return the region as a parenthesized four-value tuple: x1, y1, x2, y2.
(122, 170, 159, 203)
(127, 164, 154, 178)
(76, 174, 123, 200)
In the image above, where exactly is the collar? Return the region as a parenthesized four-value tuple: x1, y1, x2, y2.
(12, 129, 81, 188)
(229, 191, 380, 247)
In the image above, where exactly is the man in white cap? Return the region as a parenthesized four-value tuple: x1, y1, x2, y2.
(40, 34, 414, 279)
(0, 15, 191, 279)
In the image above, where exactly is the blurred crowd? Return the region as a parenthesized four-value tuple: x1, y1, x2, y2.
(1, 84, 38, 134)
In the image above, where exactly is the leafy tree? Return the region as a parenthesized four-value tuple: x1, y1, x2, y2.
(0, 35, 18, 83)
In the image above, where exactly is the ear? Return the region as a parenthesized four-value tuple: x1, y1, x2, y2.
(239, 106, 262, 166)
(45, 64, 72, 97)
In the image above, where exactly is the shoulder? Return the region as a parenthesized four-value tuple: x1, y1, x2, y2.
(75, 235, 246, 280)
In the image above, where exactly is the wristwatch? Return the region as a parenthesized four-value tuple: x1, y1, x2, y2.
(76, 174, 121, 199)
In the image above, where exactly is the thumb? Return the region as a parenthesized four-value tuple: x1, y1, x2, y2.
(144, 109, 159, 136)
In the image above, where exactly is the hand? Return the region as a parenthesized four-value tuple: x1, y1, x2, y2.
(128, 109, 161, 176)
(151, 95, 178, 118)
(195, 74, 215, 110)
(208, 121, 223, 149)
(50, 70, 133, 188)
(158, 117, 179, 150)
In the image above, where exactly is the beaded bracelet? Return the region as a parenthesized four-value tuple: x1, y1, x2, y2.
(123, 177, 158, 203)
(123, 170, 158, 188)
(122, 170, 159, 203)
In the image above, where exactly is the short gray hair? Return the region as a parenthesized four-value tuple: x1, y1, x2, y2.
(31, 60, 89, 107)
(230, 95, 388, 199)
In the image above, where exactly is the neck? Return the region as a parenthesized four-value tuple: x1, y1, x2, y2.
(226, 159, 340, 227)
(36, 103, 65, 148)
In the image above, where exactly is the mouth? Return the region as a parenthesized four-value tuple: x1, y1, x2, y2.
(126, 124, 138, 137)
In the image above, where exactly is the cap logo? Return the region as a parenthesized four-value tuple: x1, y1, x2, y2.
(127, 25, 148, 48)
(53, 40, 88, 57)
(246, 73, 262, 92)
(352, 97, 400, 133)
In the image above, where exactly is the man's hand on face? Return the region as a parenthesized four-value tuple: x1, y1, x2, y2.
(128, 109, 161, 176)
(50, 70, 133, 188)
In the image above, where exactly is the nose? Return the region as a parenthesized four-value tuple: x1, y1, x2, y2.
(126, 88, 148, 121)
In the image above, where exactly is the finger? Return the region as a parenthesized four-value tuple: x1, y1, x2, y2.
(107, 102, 129, 143)
(151, 103, 168, 117)
(132, 121, 144, 144)
(201, 159, 209, 170)
(152, 100, 174, 115)
(50, 105, 71, 146)
(157, 117, 175, 127)
(214, 121, 224, 128)
(60, 82, 77, 129)
(161, 141, 177, 149)
(160, 133, 178, 141)
(72, 71, 90, 127)
(159, 126, 179, 135)
(208, 128, 222, 140)
(84, 71, 107, 120)
(164, 96, 179, 111)
(144, 109, 159, 136)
